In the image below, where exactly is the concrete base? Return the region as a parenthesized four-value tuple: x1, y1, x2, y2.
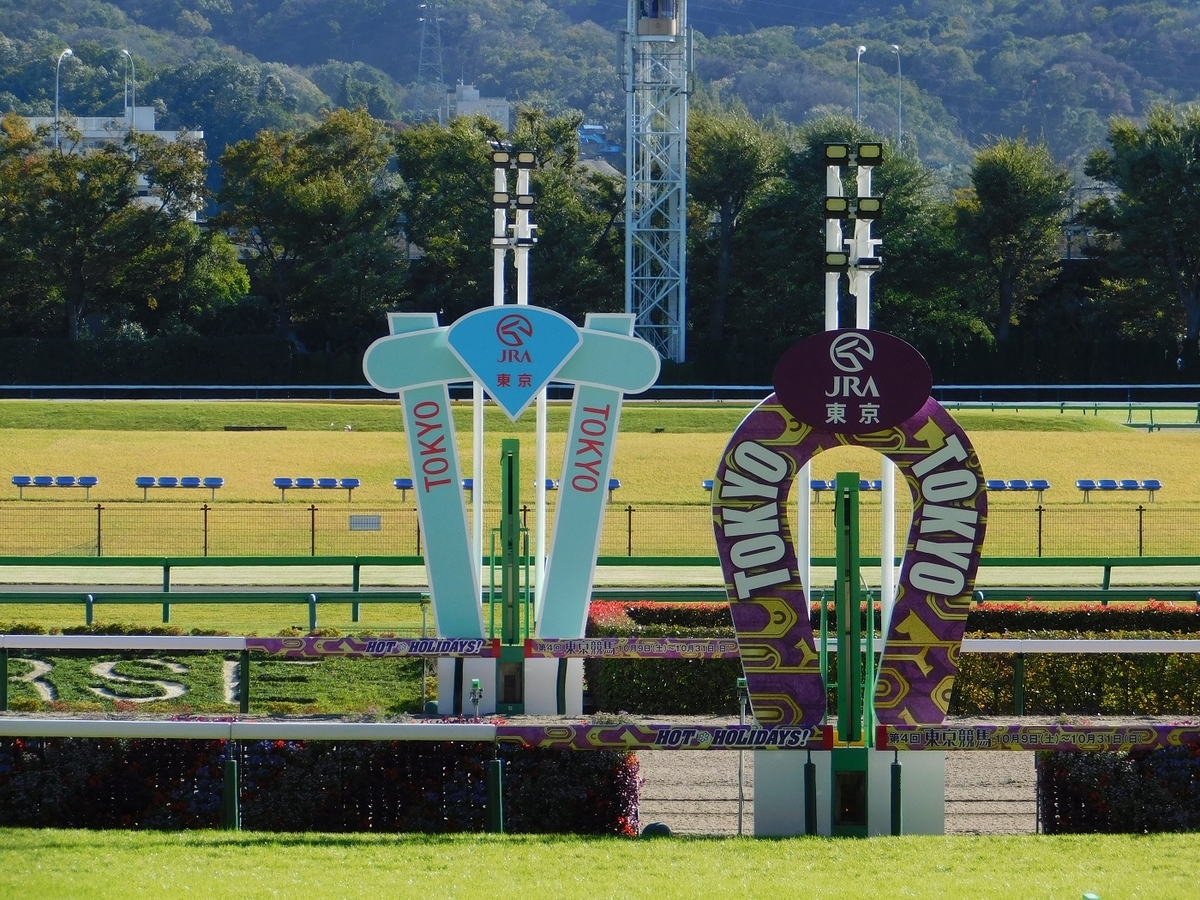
(436, 657, 583, 716)
(754, 749, 946, 836)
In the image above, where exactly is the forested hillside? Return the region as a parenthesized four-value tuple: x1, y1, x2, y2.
(1, 1, 1198, 387)
(2, 1, 1198, 174)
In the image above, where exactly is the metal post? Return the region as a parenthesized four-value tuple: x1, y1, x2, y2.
(890, 751, 902, 835)
(556, 659, 567, 715)
(1, 649, 7, 711)
(309, 504, 317, 556)
(1037, 505, 1044, 557)
(626, 504, 634, 557)
(308, 593, 318, 633)
(486, 755, 505, 833)
(737, 676, 748, 836)
(222, 748, 240, 830)
(239, 649, 250, 714)
(1137, 504, 1145, 557)
(162, 563, 171, 624)
(85, 593, 94, 626)
(95, 503, 103, 557)
(499, 439, 521, 645)
(834, 473, 862, 744)
(1013, 653, 1025, 715)
(203, 503, 210, 557)
(804, 751, 818, 835)
(352, 563, 361, 623)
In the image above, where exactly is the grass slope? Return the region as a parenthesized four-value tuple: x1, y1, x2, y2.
(0, 830, 1195, 899)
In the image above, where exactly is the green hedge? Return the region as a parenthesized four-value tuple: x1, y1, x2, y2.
(586, 602, 1200, 717)
(0, 736, 640, 835)
(950, 631, 1200, 716)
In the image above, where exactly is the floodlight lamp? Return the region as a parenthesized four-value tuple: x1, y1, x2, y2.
(824, 197, 850, 218)
(856, 255, 884, 269)
(856, 197, 883, 218)
(824, 251, 850, 271)
(491, 192, 510, 208)
(515, 150, 537, 168)
(491, 237, 510, 248)
(515, 194, 536, 209)
(491, 150, 511, 166)
(824, 143, 851, 165)
(856, 142, 884, 163)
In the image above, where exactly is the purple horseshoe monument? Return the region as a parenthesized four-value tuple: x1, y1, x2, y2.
(712, 330, 988, 728)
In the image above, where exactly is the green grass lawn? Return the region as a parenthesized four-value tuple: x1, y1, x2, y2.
(0, 830, 1193, 899)
(0, 400, 1195, 506)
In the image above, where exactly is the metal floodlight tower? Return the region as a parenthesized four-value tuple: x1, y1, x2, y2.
(624, 0, 690, 362)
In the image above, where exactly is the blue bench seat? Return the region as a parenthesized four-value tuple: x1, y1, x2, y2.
(12, 475, 98, 499)
(274, 477, 360, 501)
(138, 476, 224, 500)
(1076, 478, 1159, 502)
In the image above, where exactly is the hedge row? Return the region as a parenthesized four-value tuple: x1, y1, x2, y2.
(614, 601, 1200, 634)
(1038, 746, 1200, 833)
(0, 737, 639, 835)
(586, 603, 1200, 716)
(952, 631, 1200, 716)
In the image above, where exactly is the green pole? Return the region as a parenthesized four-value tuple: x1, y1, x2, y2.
(834, 473, 862, 744)
(486, 756, 505, 833)
(499, 439, 521, 645)
(222, 747, 240, 830)
(239, 650, 250, 714)
(1014, 653, 1025, 716)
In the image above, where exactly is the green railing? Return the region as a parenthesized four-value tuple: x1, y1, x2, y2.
(2, 501, 1200, 558)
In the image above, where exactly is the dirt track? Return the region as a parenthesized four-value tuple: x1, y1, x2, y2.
(636, 745, 1036, 836)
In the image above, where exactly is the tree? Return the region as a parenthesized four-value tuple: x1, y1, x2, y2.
(688, 106, 782, 350)
(1083, 104, 1200, 373)
(393, 116, 500, 322)
(955, 136, 1072, 342)
(216, 108, 408, 350)
(0, 115, 213, 340)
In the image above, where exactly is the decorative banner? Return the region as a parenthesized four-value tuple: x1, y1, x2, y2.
(363, 311, 660, 644)
(495, 723, 832, 751)
(446, 306, 583, 421)
(524, 636, 741, 659)
(773, 329, 932, 435)
(246, 636, 500, 658)
(713, 395, 987, 727)
(879, 724, 1200, 752)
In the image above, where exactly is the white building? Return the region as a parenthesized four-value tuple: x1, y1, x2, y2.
(446, 83, 510, 130)
(24, 105, 204, 218)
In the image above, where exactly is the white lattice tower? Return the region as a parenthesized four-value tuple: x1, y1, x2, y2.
(624, 1, 689, 363)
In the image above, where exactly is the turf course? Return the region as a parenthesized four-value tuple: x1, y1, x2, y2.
(0, 830, 1194, 899)
(0, 399, 1195, 505)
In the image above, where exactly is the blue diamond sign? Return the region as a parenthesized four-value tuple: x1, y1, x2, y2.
(446, 306, 583, 420)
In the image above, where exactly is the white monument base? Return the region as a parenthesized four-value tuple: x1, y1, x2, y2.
(435, 657, 583, 716)
(754, 749, 946, 836)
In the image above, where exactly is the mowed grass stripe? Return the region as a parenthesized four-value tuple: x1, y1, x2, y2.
(0, 831, 1196, 899)
(1, 425, 1196, 505)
